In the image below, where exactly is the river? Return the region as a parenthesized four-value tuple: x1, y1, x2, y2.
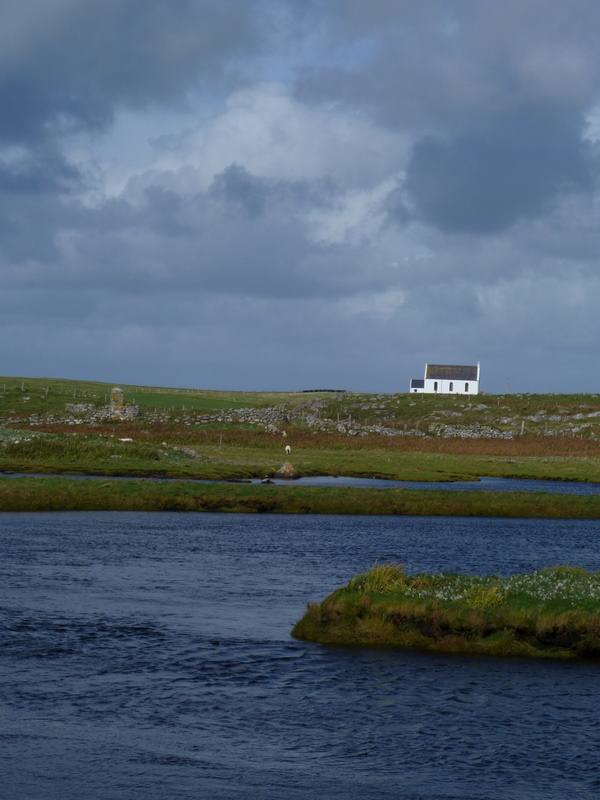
(3, 471, 600, 494)
(1, 512, 600, 799)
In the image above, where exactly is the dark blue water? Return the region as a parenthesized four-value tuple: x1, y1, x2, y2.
(1, 512, 600, 799)
(3, 472, 600, 494)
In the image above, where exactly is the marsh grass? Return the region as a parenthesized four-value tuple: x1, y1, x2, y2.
(4, 478, 600, 519)
(292, 564, 600, 659)
(5, 425, 600, 485)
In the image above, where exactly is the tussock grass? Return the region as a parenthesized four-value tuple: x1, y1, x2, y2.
(347, 563, 408, 593)
(292, 565, 600, 659)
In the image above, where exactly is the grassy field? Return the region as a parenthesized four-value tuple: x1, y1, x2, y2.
(2, 426, 600, 483)
(292, 564, 600, 659)
(4, 373, 600, 434)
(0, 375, 311, 416)
(2, 375, 600, 512)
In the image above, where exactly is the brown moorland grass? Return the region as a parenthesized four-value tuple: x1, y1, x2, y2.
(3, 422, 592, 454)
(16, 422, 600, 457)
(3, 427, 600, 483)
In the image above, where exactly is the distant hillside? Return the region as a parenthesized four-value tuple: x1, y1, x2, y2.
(1, 375, 600, 440)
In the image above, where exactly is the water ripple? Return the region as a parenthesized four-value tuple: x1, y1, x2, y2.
(1, 512, 600, 799)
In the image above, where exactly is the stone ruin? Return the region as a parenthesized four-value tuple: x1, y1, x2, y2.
(59, 387, 140, 423)
(65, 403, 95, 415)
(110, 387, 139, 420)
(110, 387, 125, 418)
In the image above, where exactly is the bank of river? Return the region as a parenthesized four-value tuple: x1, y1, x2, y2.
(4, 470, 600, 494)
(2, 512, 600, 799)
(4, 473, 600, 517)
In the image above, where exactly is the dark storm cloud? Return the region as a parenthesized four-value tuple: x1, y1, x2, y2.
(210, 164, 270, 218)
(300, 1, 600, 124)
(3, 1, 600, 390)
(299, 1, 600, 234)
(208, 164, 337, 220)
(0, 148, 80, 194)
(0, 148, 85, 263)
(0, 162, 363, 300)
(120, 168, 376, 299)
(405, 104, 593, 233)
(0, 0, 270, 143)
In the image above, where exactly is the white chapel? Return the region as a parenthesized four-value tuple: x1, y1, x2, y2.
(409, 363, 480, 395)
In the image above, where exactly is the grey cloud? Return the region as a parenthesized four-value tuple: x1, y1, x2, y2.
(383, 181, 412, 226)
(0, 0, 274, 143)
(0, 197, 64, 263)
(300, 1, 600, 126)
(5, 270, 600, 392)
(405, 105, 593, 233)
(210, 164, 270, 218)
(0, 148, 81, 194)
(0, 144, 86, 262)
(208, 164, 338, 220)
(3, 2, 600, 390)
(0, 163, 373, 300)
(298, 1, 600, 235)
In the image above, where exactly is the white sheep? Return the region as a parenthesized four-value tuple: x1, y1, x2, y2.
(285, 444, 292, 455)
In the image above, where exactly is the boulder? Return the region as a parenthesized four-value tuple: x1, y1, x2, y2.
(274, 462, 299, 480)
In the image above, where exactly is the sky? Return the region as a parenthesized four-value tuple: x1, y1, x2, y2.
(3, 0, 600, 393)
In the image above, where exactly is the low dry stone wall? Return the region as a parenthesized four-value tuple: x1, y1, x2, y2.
(4, 399, 600, 440)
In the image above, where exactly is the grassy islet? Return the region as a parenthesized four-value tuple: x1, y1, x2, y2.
(292, 564, 600, 659)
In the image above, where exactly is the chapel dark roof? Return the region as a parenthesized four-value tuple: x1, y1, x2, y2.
(425, 364, 478, 381)
(410, 378, 425, 388)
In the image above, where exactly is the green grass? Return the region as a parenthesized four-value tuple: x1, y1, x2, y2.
(0, 375, 319, 416)
(0, 433, 267, 480)
(316, 390, 600, 436)
(4, 478, 600, 518)
(3, 433, 600, 484)
(5, 373, 600, 438)
(292, 564, 600, 659)
(4, 374, 600, 500)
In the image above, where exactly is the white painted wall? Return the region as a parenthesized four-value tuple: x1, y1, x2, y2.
(423, 378, 479, 395)
(409, 364, 480, 395)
